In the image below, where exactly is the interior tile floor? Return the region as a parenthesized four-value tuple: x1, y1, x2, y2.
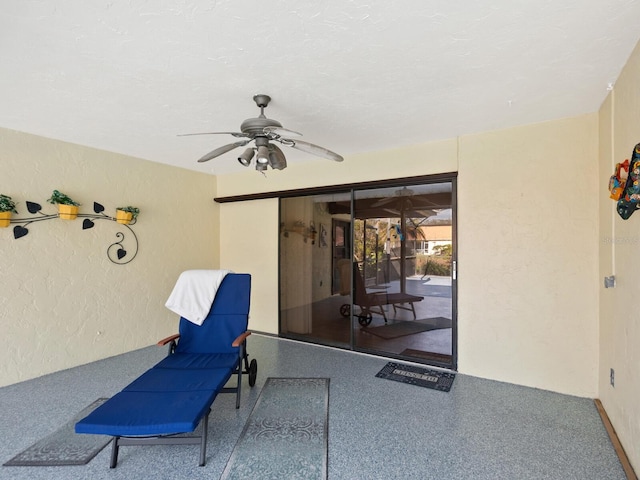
(285, 275, 455, 366)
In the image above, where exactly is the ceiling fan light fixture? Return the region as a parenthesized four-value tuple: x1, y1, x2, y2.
(268, 144, 287, 170)
(238, 148, 255, 167)
(256, 145, 270, 164)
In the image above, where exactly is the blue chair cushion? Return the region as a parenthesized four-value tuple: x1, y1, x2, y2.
(173, 274, 251, 354)
(175, 314, 247, 354)
(123, 368, 232, 393)
(155, 353, 240, 370)
(75, 390, 216, 436)
(209, 274, 251, 316)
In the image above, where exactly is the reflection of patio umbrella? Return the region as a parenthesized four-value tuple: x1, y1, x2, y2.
(328, 189, 449, 219)
(377, 200, 428, 293)
(398, 205, 409, 292)
(371, 187, 436, 217)
(424, 208, 452, 225)
(331, 186, 450, 292)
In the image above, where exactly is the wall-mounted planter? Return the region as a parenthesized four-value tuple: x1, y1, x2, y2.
(4, 198, 140, 265)
(48, 190, 80, 220)
(58, 204, 79, 220)
(116, 209, 133, 225)
(0, 211, 11, 228)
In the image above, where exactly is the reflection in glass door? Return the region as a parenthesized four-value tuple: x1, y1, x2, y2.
(352, 184, 454, 367)
(279, 178, 456, 369)
(280, 195, 352, 347)
(331, 220, 350, 295)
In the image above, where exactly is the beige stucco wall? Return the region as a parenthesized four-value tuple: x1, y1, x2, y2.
(598, 38, 640, 471)
(219, 198, 279, 334)
(218, 115, 600, 398)
(458, 115, 599, 396)
(0, 128, 219, 387)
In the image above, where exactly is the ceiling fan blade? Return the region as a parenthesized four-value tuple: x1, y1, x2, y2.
(178, 131, 249, 139)
(197, 140, 249, 163)
(263, 126, 303, 137)
(371, 197, 396, 208)
(415, 209, 437, 217)
(285, 139, 343, 162)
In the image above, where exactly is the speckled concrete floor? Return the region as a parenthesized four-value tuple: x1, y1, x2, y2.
(0, 334, 626, 480)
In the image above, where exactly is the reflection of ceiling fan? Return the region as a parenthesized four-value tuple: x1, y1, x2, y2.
(371, 187, 436, 216)
(179, 94, 344, 172)
(372, 187, 416, 208)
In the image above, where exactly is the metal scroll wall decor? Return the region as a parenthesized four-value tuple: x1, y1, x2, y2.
(6, 200, 139, 265)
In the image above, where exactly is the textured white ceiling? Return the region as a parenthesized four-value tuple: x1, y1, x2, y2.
(1, 1, 639, 175)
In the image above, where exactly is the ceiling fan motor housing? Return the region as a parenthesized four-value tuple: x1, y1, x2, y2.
(240, 93, 283, 136)
(240, 116, 283, 136)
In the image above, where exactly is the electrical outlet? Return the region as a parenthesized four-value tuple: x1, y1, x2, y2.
(610, 368, 615, 387)
(604, 276, 616, 288)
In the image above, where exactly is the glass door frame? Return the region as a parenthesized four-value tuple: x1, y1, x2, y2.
(275, 173, 457, 370)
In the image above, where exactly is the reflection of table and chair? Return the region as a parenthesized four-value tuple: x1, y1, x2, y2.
(338, 260, 424, 326)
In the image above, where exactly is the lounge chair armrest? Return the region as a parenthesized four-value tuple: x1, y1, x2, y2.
(232, 331, 251, 347)
(157, 333, 180, 346)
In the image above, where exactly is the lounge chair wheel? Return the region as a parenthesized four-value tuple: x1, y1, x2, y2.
(339, 304, 350, 317)
(358, 312, 372, 326)
(248, 359, 258, 387)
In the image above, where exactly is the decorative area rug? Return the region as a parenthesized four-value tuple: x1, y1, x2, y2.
(3, 398, 111, 466)
(376, 362, 455, 392)
(363, 317, 451, 339)
(221, 377, 329, 480)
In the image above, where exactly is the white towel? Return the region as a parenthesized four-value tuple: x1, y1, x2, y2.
(165, 269, 232, 326)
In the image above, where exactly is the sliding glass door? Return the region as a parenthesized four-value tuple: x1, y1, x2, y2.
(279, 176, 456, 369)
(351, 184, 454, 365)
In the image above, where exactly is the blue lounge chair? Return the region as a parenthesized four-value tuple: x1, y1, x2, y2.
(75, 273, 257, 468)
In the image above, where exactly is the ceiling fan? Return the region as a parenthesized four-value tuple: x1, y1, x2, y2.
(371, 187, 437, 216)
(180, 94, 344, 172)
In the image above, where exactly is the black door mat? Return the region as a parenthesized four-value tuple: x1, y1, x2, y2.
(376, 362, 455, 392)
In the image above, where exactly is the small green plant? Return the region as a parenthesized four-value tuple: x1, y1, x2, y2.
(47, 190, 80, 206)
(0, 194, 18, 213)
(117, 206, 140, 219)
(416, 254, 452, 277)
